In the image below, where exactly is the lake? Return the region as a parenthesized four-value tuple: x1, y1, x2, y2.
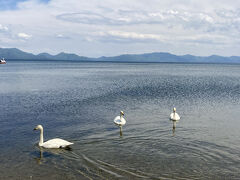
(0, 61, 240, 179)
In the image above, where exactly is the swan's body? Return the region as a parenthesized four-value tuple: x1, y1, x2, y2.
(114, 111, 126, 127)
(34, 125, 73, 149)
(170, 107, 180, 121)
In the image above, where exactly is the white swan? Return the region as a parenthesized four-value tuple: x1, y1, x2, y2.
(114, 111, 126, 127)
(170, 107, 180, 121)
(34, 125, 73, 149)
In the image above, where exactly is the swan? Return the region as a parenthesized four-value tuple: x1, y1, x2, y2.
(34, 125, 73, 149)
(170, 107, 180, 121)
(114, 111, 126, 128)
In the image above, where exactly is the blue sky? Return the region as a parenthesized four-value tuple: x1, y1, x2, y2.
(0, 0, 240, 57)
(0, 0, 49, 10)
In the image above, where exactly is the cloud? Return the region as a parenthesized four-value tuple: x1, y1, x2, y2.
(94, 30, 230, 46)
(96, 31, 166, 43)
(56, 34, 64, 38)
(56, 10, 212, 25)
(0, 24, 8, 32)
(17, 33, 32, 39)
(55, 8, 240, 35)
(0, 0, 240, 56)
(56, 10, 166, 25)
(55, 34, 71, 39)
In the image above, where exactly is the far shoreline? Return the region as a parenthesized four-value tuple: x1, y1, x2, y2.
(5, 59, 240, 65)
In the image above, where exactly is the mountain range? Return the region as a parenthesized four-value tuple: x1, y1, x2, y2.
(1, 47, 240, 63)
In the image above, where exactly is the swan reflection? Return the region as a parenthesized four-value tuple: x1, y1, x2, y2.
(34, 145, 72, 164)
(120, 127, 123, 137)
(172, 120, 177, 136)
(169, 119, 179, 136)
(34, 146, 44, 164)
(172, 120, 177, 130)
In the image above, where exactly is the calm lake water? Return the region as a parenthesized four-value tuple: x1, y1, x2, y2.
(0, 61, 240, 179)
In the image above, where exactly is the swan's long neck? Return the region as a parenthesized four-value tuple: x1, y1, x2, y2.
(120, 113, 123, 120)
(39, 128, 44, 146)
(173, 108, 177, 117)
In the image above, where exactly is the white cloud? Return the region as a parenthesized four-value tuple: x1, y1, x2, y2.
(0, 0, 240, 56)
(0, 24, 8, 32)
(55, 34, 71, 39)
(95, 30, 230, 46)
(17, 33, 32, 39)
(104, 31, 165, 42)
(55, 8, 240, 34)
(56, 34, 64, 38)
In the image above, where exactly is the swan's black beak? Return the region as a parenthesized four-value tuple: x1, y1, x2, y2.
(33, 128, 37, 131)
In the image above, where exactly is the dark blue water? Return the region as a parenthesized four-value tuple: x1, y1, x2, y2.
(0, 61, 240, 179)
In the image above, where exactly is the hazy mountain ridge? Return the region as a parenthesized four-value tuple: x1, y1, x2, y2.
(1, 48, 240, 63)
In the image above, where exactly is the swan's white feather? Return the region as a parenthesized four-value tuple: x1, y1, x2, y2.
(34, 125, 73, 149)
(170, 112, 180, 121)
(41, 138, 74, 148)
(114, 116, 126, 126)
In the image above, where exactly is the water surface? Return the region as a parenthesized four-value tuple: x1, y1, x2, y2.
(0, 61, 240, 179)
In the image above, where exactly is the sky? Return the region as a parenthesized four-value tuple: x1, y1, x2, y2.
(0, 0, 240, 57)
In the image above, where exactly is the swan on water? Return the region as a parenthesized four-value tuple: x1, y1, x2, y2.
(114, 111, 126, 132)
(170, 107, 180, 121)
(34, 125, 73, 149)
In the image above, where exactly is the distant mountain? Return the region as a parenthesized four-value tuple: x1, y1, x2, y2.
(0, 48, 36, 60)
(1, 47, 240, 63)
(0, 48, 91, 61)
(97, 52, 180, 62)
(98, 53, 240, 63)
(52, 52, 90, 61)
(37, 52, 53, 59)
